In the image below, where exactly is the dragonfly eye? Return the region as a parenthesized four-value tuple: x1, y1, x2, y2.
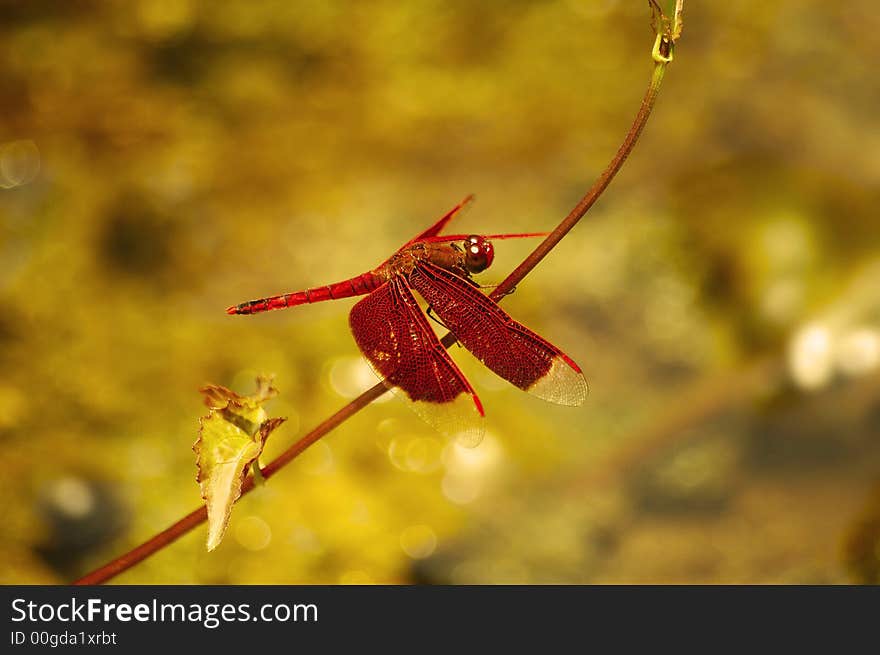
(464, 235, 494, 274)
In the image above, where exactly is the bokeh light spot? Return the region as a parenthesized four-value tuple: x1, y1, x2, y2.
(400, 524, 437, 559)
(288, 526, 323, 554)
(788, 323, 834, 390)
(234, 515, 272, 551)
(441, 473, 481, 505)
(328, 356, 390, 402)
(0, 140, 40, 189)
(387, 436, 415, 471)
(405, 437, 443, 473)
(836, 327, 880, 376)
(45, 477, 95, 520)
(442, 433, 502, 475)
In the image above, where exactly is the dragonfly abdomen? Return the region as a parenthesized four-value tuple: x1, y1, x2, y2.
(227, 273, 384, 315)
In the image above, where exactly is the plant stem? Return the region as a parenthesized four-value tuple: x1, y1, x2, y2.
(73, 30, 676, 587)
(490, 62, 666, 303)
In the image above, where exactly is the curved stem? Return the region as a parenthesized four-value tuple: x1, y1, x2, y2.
(73, 58, 672, 587)
(490, 63, 665, 302)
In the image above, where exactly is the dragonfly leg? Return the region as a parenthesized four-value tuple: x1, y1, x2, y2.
(477, 283, 517, 296)
(426, 306, 450, 330)
(426, 307, 461, 347)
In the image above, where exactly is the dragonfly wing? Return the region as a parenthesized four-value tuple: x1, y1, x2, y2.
(409, 262, 587, 406)
(402, 195, 475, 247)
(349, 276, 485, 446)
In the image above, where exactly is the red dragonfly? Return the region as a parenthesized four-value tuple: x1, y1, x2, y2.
(227, 197, 586, 445)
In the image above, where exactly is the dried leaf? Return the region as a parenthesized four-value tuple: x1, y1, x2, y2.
(193, 377, 285, 551)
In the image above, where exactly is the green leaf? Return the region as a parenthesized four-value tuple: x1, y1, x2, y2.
(193, 377, 285, 551)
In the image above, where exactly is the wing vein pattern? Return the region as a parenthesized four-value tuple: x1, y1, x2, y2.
(408, 262, 587, 406)
(349, 275, 484, 445)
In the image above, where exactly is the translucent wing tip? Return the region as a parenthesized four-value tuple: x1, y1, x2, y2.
(410, 392, 485, 447)
(453, 393, 485, 448)
(527, 356, 588, 406)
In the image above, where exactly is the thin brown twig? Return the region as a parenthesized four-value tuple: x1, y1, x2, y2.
(73, 24, 677, 586)
(489, 64, 666, 304)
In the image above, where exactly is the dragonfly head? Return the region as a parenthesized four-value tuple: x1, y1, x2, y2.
(464, 235, 494, 274)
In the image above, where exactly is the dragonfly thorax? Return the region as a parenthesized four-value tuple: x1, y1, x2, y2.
(463, 235, 494, 274)
(385, 236, 495, 280)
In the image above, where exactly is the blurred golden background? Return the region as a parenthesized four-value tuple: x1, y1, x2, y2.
(1, 0, 878, 584)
